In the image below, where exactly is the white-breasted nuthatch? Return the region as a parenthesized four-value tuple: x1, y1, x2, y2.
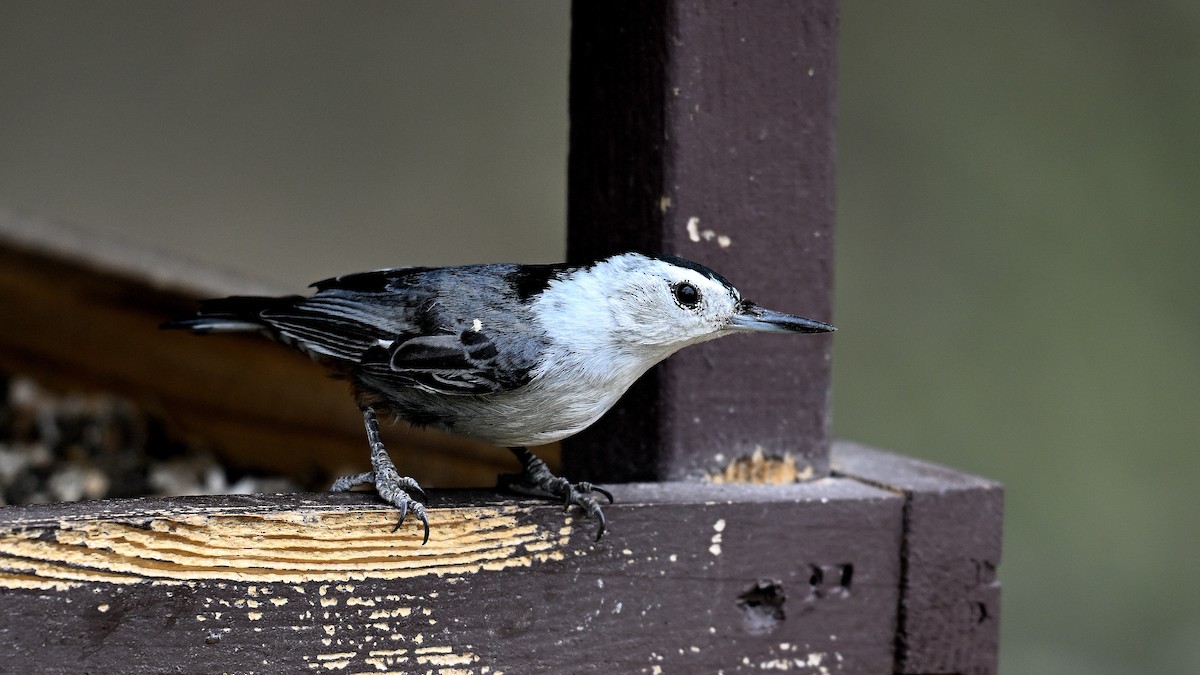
(164, 252, 834, 542)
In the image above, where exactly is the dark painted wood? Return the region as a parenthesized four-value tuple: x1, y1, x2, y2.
(0, 481, 902, 673)
(833, 441, 1004, 675)
(566, 0, 839, 483)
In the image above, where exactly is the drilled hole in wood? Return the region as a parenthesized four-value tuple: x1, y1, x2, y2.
(737, 578, 786, 635)
(808, 565, 823, 587)
(839, 563, 854, 589)
(807, 563, 853, 600)
(976, 601, 990, 624)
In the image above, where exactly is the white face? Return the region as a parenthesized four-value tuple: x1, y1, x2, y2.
(529, 253, 748, 389)
(601, 255, 744, 351)
(530, 252, 832, 394)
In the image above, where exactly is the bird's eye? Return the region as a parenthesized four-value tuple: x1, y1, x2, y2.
(672, 282, 701, 308)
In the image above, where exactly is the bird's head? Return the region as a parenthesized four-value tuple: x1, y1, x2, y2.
(537, 253, 834, 366)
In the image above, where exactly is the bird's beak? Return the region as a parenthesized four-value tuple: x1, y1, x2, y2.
(729, 301, 836, 334)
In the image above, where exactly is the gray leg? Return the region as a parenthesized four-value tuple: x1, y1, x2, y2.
(331, 407, 430, 544)
(502, 446, 613, 541)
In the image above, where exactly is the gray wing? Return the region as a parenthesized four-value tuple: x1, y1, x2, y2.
(358, 328, 521, 396)
(255, 267, 443, 362)
(269, 266, 545, 395)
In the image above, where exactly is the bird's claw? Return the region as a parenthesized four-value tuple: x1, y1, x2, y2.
(330, 467, 431, 545)
(375, 474, 430, 544)
(333, 407, 432, 543)
(569, 490, 608, 542)
(389, 500, 431, 545)
(406, 483, 429, 503)
(501, 460, 613, 541)
(576, 481, 614, 505)
(554, 482, 610, 542)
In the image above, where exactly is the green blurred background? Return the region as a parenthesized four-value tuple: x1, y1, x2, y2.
(1, 2, 1197, 673)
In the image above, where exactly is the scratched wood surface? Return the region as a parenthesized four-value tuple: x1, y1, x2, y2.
(0, 479, 903, 674)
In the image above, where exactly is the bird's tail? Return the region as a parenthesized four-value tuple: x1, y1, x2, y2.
(161, 295, 303, 334)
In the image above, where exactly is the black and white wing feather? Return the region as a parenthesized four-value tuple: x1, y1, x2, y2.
(359, 328, 514, 396)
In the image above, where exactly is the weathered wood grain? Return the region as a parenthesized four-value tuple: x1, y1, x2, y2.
(0, 481, 903, 673)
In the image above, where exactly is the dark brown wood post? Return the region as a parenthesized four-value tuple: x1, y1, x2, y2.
(565, 0, 838, 482)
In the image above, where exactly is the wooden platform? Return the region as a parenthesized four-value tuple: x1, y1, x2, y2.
(0, 442, 1000, 674)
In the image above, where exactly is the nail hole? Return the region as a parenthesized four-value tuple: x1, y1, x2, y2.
(806, 563, 853, 600)
(839, 564, 854, 589)
(737, 579, 786, 635)
(808, 566, 823, 586)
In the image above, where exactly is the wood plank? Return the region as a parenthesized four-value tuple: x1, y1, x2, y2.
(832, 441, 1003, 675)
(0, 480, 902, 673)
(565, 0, 839, 483)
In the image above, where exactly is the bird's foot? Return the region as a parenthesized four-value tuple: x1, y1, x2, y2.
(331, 468, 430, 544)
(330, 406, 430, 544)
(503, 447, 614, 541)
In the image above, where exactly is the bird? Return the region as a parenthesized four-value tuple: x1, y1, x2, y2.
(163, 252, 835, 543)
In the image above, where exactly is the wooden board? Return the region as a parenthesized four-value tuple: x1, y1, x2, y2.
(833, 441, 1003, 675)
(0, 480, 903, 673)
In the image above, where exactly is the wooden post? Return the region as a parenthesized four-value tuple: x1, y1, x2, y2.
(565, 0, 838, 482)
